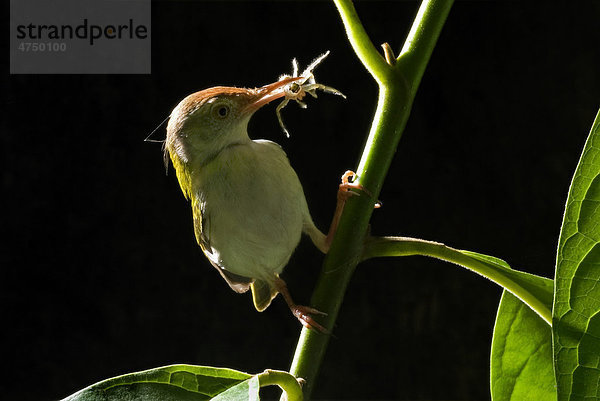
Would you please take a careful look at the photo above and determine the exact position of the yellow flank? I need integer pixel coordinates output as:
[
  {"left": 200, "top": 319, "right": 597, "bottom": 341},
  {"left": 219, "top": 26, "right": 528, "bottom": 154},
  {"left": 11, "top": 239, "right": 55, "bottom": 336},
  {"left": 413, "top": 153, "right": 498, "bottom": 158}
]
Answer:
[{"left": 170, "top": 152, "right": 193, "bottom": 200}]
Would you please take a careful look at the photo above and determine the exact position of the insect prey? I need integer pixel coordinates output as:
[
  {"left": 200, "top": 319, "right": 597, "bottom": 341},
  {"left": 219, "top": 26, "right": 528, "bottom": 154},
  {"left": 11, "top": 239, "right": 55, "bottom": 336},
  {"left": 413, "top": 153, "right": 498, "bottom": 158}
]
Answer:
[{"left": 275, "top": 50, "right": 346, "bottom": 137}]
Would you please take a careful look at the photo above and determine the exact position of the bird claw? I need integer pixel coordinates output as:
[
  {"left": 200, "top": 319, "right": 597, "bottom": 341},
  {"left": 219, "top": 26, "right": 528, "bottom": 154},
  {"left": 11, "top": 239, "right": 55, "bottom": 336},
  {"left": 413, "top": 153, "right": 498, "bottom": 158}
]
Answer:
[
  {"left": 292, "top": 305, "right": 329, "bottom": 333},
  {"left": 339, "top": 170, "right": 374, "bottom": 199},
  {"left": 324, "top": 170, "right": 381, "bottom": 251},
  {"left": 338, "top": 170, "right": 381, "bottom": 207},
  {"left": 274, "top": 277, "right": 329, "bottom": 333}
]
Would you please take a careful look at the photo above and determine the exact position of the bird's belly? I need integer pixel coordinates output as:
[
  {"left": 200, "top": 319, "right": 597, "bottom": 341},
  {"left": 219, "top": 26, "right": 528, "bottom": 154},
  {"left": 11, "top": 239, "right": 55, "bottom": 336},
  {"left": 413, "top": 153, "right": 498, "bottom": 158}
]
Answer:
[{"left": 196, "top": 143, "right": 306, "bottom": 279}]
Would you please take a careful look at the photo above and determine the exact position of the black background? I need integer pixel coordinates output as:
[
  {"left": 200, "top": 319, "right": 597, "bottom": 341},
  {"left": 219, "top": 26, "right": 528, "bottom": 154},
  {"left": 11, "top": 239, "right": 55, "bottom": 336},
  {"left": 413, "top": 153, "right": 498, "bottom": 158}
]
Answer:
[{"left": 4, "top": 1, "right": 600, "bottom": 400}]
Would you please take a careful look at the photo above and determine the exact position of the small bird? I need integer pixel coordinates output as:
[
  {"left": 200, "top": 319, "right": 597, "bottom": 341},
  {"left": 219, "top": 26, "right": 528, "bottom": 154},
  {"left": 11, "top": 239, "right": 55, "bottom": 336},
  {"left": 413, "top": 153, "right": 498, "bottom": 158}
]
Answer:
[{"left": 165, "top": 77, "right": 333, "bottom": 331}]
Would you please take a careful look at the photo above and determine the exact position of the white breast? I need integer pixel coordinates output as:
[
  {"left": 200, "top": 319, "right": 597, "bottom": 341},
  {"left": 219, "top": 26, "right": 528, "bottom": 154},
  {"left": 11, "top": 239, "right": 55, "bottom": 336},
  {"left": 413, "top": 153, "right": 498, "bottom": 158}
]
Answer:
[{"left": 193, "top": 139, "right": 310, "bottom": 280}]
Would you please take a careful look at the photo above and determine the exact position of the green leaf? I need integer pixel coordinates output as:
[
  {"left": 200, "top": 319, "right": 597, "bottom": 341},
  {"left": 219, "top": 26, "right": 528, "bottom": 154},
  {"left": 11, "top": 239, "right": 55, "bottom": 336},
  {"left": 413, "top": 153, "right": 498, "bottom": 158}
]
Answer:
[
  {"left": 362, "top": 236, "right": 554, "bottom": 324},
  {"left": 211, "top": 377, "right": 259, "bottom": 401},
  {"left": 553, "top": 109, "right": 600, "bottom": 401},
  {"left": 491, "top": 290, "right": 557, "bottom": 401},
  {"left": 61, "top": 364, "right": 255, "bottom": 401},
  {"left": 459, "top": 249, "right": 554, "bottom": 316}
]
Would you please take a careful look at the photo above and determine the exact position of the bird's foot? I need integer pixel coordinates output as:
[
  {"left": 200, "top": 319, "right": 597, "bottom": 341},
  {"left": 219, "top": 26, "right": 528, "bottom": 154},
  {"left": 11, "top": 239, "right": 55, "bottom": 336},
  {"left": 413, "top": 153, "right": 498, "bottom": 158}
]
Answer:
[
  {"left": 291, "top": 304, "right": 329, "bottom": 333},
  {"left": 274, "top": 276, "right": 329, "bottom": 333},
  {"left": 338, "top": 170, "right": 381, "bottom": 207},
  {"left": 324, "top": 171, "right": 381, "bottom": 249},
  {"left": 339, "top": 170, "right": 370, "bottom": 197}
]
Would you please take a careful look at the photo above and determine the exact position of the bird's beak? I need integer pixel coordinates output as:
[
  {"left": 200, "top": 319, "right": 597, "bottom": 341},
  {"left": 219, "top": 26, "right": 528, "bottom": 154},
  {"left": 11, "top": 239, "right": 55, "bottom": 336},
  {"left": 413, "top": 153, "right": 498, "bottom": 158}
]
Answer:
[{"left": 243, "top": 76, "right": 303, "bottom": 114}]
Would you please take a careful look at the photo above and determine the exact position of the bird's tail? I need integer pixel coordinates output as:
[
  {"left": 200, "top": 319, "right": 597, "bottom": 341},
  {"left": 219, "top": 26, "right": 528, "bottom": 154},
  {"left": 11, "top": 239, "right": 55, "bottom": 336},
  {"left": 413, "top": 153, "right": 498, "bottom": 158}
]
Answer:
[{"left": 251, "top": 279, "right": 279, "bottom": 312}]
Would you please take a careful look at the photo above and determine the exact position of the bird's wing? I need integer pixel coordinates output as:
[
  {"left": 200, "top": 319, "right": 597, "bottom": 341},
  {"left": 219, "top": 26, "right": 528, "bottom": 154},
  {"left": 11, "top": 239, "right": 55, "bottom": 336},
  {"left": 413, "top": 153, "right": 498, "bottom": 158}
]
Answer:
[
  {"left": 215, "top": 266, "right": 253, "bottom": 294},
  {"left": 192, "top": 198, "right": 252, "bottom": 294},
  {"left": 192, "top": 197, "right": 212, "bottom": 251}
]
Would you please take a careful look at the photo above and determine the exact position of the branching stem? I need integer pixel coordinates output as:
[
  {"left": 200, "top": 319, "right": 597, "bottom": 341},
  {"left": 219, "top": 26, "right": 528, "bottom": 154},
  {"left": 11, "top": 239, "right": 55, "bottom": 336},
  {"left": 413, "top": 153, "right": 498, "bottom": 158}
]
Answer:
[{"left": 288, "top": 1, "right": 454, "bottom": 398}]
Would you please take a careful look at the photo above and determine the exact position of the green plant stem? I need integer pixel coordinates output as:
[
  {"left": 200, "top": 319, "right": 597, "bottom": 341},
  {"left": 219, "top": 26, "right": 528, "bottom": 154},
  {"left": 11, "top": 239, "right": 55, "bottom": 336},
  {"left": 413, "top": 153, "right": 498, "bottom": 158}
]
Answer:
[
  {"left": 288, "top": 1, "right": 453, "bottom": 399},
  {"left": 396, "top": 0, "right": 454, "bottom": 98},
  {"left": 362, "top": 236, "right": 553, "bottom": 325},
  {"left": 257, "top": 370, "right": 303, "bottom": 401},
  {"left": 332, "top": 0, "right": 394, "bottom": 84}
]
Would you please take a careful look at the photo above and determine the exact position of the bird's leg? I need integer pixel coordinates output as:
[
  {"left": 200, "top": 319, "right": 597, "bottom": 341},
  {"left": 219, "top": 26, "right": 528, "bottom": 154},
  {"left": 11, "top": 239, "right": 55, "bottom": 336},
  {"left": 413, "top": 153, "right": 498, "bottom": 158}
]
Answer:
[
  {"left": 324, "top": 170, "right": 380, "bottom": 250},
  {"left": 274, "top": 276, "right": 328, "bottom": 333}
]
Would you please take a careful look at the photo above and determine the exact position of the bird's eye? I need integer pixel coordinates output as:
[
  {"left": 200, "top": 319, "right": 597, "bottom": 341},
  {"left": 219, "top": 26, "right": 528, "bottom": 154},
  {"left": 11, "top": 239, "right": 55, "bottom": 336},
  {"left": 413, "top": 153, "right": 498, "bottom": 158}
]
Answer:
[{"left": 213, "top": 104, "right": 230, "bottom": 119}]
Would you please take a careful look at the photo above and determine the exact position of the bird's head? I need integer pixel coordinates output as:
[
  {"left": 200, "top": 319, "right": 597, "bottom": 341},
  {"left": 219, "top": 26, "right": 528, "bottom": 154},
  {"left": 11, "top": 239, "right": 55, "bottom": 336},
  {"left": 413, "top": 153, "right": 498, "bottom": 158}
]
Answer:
[{"left": 166, "top": 77, "right": 301, "bottom": 169}]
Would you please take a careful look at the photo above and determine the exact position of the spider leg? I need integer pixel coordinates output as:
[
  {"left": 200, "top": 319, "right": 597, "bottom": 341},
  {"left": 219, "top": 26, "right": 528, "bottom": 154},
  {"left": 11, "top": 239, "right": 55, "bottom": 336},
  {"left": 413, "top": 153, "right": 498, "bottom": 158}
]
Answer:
[
  {"left": 302, "top": 50, "right": 330, "bottom": 77},
  {"left": 303, "top": 83, "right": 346, "bottom": 99},
  {"left": 294, "top": 99, "right": 307, "bottom": 109},
  {"left": 305, "top": 88, "right": 318, "bottom": 99},
  {"left": 292, "top": 58, "right": 299, "bottom": 77},
  {"left": 276, "top": 99, "right": 291, "bottom": 138}
]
